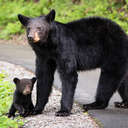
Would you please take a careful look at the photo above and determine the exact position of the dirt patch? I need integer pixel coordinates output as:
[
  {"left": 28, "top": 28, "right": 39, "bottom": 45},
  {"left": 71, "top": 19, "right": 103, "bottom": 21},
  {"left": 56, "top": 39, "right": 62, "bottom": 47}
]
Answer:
[{"left": 0, "top": 34, "right": 28, "bottom": 45}]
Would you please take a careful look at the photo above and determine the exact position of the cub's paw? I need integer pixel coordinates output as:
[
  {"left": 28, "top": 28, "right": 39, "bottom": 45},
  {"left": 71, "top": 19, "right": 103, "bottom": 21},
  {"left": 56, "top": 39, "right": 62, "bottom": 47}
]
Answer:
[
  {"left": 7, "top": 113, "right": 13, "bottom": 118},
  {"left": 55, "top": 110, "right": 70, "bottom": 117},
  {"left": 21, "top": 111, "right": 30, "bottom": 117},
  {"left": 27, "top": 110, "right": 34, "bottom": 116},
  {"left": 7, "top": 113, "right": 15, "bottom": 118}
]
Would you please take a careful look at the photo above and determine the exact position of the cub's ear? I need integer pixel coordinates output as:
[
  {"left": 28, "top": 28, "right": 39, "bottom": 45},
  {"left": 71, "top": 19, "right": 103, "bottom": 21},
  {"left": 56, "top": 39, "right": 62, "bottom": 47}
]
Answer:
[
  {"left": 13, "top": 77, "right": 20, "bottom": 84},
  {"left": 46, "top": 9, "right": 56, "bottom": 22},
  {"left": 18, "top": 14, "right": 30, "bottom": 26},
  {"left": 31, "top": 77, "right": 36, "bottom": 84}
]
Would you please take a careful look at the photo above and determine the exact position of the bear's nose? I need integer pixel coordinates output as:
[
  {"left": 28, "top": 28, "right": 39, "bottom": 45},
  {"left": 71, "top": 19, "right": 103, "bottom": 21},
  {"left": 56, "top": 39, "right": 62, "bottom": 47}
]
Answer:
[
  {"left": 28, "top": 36, "right": 33, "bottom": 42},
  {"left": 23, "top": 90, "right": 31, "bottom": 95},
  {"left": 26, "top": 90, "right": 30, "bottom": 94}
]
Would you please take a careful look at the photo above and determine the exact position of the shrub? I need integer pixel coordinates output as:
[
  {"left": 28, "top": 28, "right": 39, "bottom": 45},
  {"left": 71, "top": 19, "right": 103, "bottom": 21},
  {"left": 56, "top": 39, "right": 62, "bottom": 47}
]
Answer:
[{"left": 0, "top": 0, "right": 128, "bottom": 39}]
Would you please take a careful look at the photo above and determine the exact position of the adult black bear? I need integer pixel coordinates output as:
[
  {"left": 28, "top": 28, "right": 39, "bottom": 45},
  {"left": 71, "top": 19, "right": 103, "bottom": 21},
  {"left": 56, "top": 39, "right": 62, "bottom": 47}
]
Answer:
[
  {"left": 8, "top": 77, "right": 36, "bottom": 117},
  {"left": 18, "top": 9, "right": 128, "bottom": 116}
]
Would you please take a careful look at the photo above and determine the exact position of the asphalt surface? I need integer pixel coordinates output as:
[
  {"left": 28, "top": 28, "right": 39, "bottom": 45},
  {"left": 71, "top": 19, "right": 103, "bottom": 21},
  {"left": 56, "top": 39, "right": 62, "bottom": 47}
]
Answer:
[{"left": 0, "top": 43, "right": 128, "bottom": 128}]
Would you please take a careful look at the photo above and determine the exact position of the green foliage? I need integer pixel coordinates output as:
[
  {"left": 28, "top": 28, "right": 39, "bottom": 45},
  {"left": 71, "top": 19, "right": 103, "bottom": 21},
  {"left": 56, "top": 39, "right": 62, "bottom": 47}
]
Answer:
[
  {"left": 0, "top": 72, "right": 24, "bottom": 128},
  {"left": 0, "top": 22, "right": 23, "bottom": 39},
  {"left": 0, "top": 0, "right": 128, "bottom": 39}
]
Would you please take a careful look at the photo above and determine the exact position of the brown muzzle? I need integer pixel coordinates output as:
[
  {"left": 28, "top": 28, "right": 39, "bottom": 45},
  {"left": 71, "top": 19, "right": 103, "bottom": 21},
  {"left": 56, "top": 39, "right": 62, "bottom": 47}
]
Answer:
[
  {"left": 33, "top": 32, "right": 40, "bottom": 43},
  {"left": 23, "top": 85, "right": 31, "bottom": 95}
]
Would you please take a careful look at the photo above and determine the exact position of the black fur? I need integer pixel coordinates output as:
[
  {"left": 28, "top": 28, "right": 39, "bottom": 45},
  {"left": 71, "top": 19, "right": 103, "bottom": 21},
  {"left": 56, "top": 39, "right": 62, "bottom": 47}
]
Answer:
[
  {"left": 18, "top": 10, "right": 128, "bottom": 116},
  {"left": 114, "top": 72, "right": 128, "bottom": 108},
  {"left": 8, "top": 77, "right": 36, "bottom": 117}
]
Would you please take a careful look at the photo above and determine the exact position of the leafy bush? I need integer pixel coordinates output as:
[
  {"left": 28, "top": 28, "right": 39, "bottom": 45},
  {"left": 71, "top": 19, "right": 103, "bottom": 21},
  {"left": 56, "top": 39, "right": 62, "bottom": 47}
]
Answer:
[
  {"left": 0, "top": 72, "right": 24, "bottom": 128},
  {"left": 0, "top": 0, "right": 128, "bottom": 39}
]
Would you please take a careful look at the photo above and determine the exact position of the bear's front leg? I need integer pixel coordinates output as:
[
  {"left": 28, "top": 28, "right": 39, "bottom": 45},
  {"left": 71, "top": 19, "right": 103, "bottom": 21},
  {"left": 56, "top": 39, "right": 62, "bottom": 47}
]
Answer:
[
  {"left": 22, "top": 102, "right": 34, "bottom": 117},
  {"left": 14, "top": 104, "right": 25, "bottom": 117},
  {"left": 8, "top": 104, "right": 16, "bottom": 118},
  {"left": 32, "top": 58, "right": 56, "bottom": 115},
  {"left": 56, "top": 71, "right": 78, "bottom": 116},
  {"left": 27, "top": 101, "right": 34, "bottom": 115}
]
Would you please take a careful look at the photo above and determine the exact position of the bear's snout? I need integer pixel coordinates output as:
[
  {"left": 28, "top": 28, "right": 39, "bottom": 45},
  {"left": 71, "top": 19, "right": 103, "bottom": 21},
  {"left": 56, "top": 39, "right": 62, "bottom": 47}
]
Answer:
[
  {"left": 28, "top": 35, "right": 34, "bottom": 42},
  {"left": 34, "top": 32, "right": 40, "bottom": 43},
  {"left": 28, "top": 32, "right": 40, "bottom": 43},
  {"left": 23, "top": 85, "right": 31, "bottom": 95}
]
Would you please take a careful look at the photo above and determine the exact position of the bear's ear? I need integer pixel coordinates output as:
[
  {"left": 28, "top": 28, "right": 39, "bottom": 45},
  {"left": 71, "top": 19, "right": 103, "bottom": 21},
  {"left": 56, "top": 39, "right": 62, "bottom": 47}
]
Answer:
[
  {"left": 13, "top": 77, "right": 20, "bottom": 85},
  {"left": 31, "top": 77, "right": 36, "bottom": 84},
  {"left": 18, "top": 14, "right": 30, "bottom": 26},
  {"left": 46, "top": 9, "right": 56, "bottom": 22}
]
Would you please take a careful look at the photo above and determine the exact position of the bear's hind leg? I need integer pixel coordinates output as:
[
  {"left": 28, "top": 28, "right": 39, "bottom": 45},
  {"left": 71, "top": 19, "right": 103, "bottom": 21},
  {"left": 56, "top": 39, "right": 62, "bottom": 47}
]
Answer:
[
  {"left": 115, "top": 78, "right": 128, "bottom": 108},
  {"left": 83, "top": 69, "right": 124, "bottom": 111},
  {"left": 114, "top": 101, "right": 128, "bottom": 108}
]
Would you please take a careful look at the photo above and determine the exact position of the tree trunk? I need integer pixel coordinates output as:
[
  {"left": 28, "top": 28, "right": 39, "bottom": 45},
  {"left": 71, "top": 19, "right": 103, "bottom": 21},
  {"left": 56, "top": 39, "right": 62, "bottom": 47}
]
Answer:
[{"left": 34, "top": 0, "right": 39, "bottom": 2}]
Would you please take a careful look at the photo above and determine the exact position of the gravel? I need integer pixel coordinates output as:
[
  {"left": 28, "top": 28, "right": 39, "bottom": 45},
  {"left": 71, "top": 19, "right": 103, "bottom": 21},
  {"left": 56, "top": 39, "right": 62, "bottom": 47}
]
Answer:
[{"left": 0, "top": 61, "right": 99, "bottom": 128}]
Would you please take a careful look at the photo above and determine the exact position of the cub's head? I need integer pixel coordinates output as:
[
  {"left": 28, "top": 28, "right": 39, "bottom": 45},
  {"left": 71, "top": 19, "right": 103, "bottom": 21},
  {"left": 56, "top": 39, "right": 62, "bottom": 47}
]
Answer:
[
  {"left": 13, "top": 77, "right": 36, "bottom": 95},
  {"left": 18, "top": 10, "right": 55, "bottom": 44}
]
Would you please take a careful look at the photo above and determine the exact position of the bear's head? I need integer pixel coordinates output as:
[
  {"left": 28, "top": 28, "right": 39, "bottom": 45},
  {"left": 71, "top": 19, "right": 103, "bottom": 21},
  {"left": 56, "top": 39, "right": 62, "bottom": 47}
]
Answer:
[
  {"left": 13, "top": 77, "right": 36, "bottom": 95},
  {"left": 18, "top": 10, "right": 56, "bottom": 44}
]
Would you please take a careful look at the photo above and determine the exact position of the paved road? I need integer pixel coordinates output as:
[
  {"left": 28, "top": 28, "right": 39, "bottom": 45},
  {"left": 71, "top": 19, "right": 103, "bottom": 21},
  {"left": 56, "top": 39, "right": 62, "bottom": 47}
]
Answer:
[{"left": 0, "top": 43, "right": 128, "bottom": 128}]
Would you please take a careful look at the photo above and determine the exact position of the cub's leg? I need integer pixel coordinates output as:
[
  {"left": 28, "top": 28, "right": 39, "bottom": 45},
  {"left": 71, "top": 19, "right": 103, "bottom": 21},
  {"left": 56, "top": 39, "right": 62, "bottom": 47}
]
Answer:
[
  {"left": 14, "top": 104, "right": 25, "bottom": 116},
  {"left": 8, "top": 104, "right": 16, "bottom": 118}
]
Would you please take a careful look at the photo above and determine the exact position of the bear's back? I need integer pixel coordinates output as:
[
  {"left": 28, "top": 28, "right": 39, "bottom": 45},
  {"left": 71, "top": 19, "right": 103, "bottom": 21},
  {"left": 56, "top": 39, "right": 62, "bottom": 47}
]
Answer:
[{"left": 65, "top": 17, "right": 126, "bottom": 38}]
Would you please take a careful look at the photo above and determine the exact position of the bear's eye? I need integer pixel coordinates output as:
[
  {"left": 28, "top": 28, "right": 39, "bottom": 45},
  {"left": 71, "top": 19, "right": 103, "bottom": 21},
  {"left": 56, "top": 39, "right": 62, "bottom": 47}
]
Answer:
[
  {"left": 27, "top": 27, "right": 31, "bottom": 31},
  {"left": 37, "top": 27, "right": 41, "bottom": 31}
]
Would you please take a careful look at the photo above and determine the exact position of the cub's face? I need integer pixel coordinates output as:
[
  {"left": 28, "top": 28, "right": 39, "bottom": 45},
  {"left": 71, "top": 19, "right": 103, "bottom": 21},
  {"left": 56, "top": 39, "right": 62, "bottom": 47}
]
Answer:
[
  {"left": 18, "top": 10, "right": 56, "bottom": 44},
  {"left": 13, "top": 77, "right": 36, "bottom": 95}
]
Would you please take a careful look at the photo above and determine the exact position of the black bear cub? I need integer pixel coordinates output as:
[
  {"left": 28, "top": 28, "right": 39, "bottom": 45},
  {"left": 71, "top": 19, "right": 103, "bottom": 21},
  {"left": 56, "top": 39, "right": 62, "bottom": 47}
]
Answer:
[{"left": 8, "top": 77, "right": 36, "bottom": 117}]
